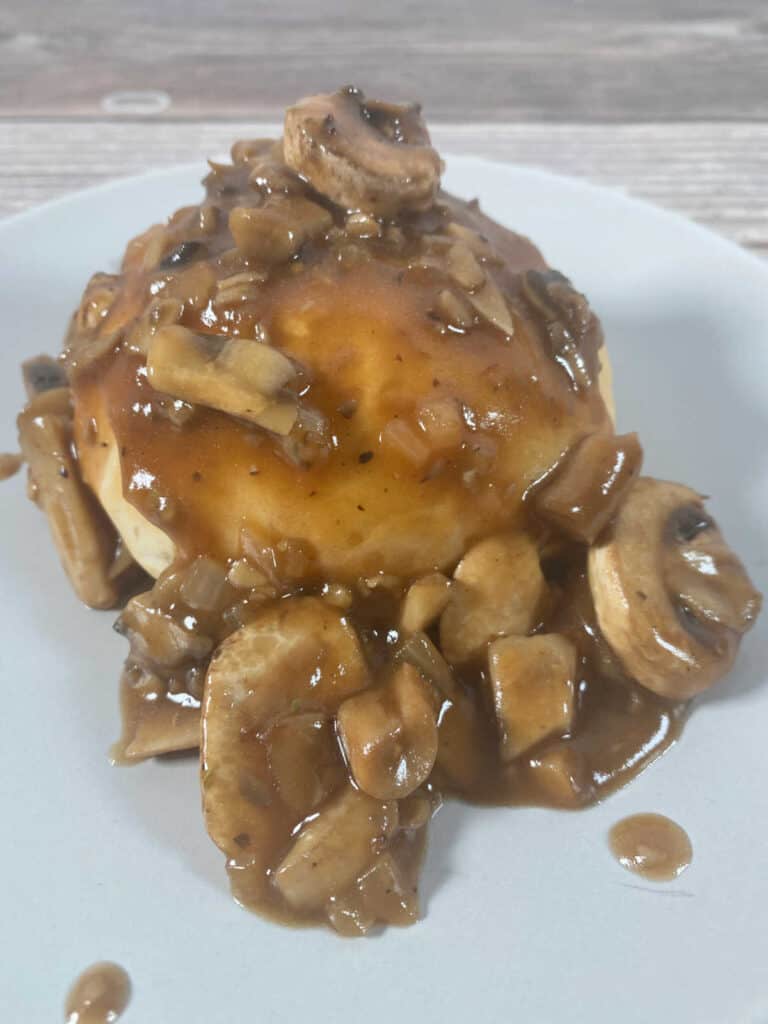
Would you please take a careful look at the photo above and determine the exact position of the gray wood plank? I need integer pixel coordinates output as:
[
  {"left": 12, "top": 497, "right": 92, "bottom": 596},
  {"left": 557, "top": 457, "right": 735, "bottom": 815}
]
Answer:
[
  {"left": 2, "top": 0, "right": 768, "bottom": 122},
  {"left": 2, "top": 120, "right": 766, "bottom": 258}
]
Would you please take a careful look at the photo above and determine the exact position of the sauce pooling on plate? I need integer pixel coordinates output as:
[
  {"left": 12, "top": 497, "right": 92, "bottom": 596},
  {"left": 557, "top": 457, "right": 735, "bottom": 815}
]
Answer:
[
  {"left": 64, "top": 962, "right": 131, "bottom": 1024},
  {"left": 608, "top": 813, "right": 692, "bottom": 881}
]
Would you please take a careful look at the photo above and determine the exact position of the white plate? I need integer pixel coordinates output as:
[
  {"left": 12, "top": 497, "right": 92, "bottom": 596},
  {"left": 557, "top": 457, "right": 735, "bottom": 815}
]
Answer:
[{"left": 1, "top": 157, "right": 766, "bottom": 1024}]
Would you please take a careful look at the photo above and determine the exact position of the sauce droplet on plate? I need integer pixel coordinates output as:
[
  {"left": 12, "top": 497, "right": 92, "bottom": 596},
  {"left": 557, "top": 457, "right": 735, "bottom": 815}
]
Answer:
[
  {"left": 608, "top": 813, "right": 692, "bottom": 881},
  {"left": 64, "top": 962, "right": 131, "bottom": 1024}
]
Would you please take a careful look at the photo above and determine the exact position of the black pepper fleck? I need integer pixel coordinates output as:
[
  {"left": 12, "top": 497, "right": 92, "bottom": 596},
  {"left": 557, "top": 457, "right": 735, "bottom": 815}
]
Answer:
[
  {"left": 358, "top": 451, "right": 374, "bottom": 464},
  {"left": 192, "top": 471, "right": 202, "bottom": 482},
  {"left": 357, "top": 504, "right": 365, "bottom": 511}
]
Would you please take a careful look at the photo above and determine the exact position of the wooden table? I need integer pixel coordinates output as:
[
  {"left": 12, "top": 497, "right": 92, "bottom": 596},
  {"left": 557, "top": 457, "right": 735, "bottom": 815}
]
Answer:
[{"left": 3, "top": 0, "right": 767, "bottom": 258}]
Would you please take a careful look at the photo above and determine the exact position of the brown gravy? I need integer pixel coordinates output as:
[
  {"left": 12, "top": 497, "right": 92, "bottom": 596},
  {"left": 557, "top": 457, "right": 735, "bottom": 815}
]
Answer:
[
  {"left": 64, "top": 962, "right": 131, "bottom": 1024},
  {"left": 608, "top": 813, "right": 692, "bottom": 881}
]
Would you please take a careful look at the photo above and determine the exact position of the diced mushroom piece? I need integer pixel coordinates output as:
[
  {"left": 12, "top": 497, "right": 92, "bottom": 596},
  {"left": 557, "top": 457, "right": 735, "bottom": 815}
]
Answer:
[
  {"left": 201, "top": 598, "right": 370, "bottom": 903},
  {"left": 283, "top": 88, "right": 442, "bottom": 217},
  {"left": 22, "top": 354, "right": 68, "bottom": 398},
  {"left": 446, "top": 242, "right": 485, "bottom": 291},
  {"left": 380, "top": 417, "right": 431, "bottom": 467},
  {"left": 110, "top": 664, "right": 201, "bottom": 764},
  {"left": 400, "top": 572, "right": 452, "bottom": 633},
  {"left": 178, "top": 556, "right": 229, "bottom": 611},
  {"left": 17, "top": 388, "right": 120, "bottom": 609},
  {"left": 273, "top": 786, "right": 398, "bottom": 911},
  {"left": 589, "top": 477, "right": 762, "bottom": 699},
  {"left": 468, "top": 277, "right": 515, "bottom": 336},
  {"left": 337, "top": 663, "right": 439, "bottom": 800},
  {"left": 516, "top": 744, "right": 593, "bottom": 809},
  {"left": 327, "top": 849, "right": 419, "bottom": 936},
  {"left": 229, "top": 196, "right": 332, "bottom": 263},
  {"left": 118, "top": 590, "right": 214, "bottom": 668},
  {"left": 488, "top": 634, "right": 577, "bottom": 760},
  {"left": 265, "top": 713, "right": 345, "bottom": 817},
  {"left": 535, "top": 432, "right": 643, "bottom": 543},
  {"left": 417, "top": 398, "right": 464, "bottom": 454},
  {"left": 439, "top": 533, "right": 548, "bottom": 664},
  {"left": 147, "top": 325, "right": 297, "bottom": 434},
  {"left": 434, "top": 288, "right": 474, "bottom": 330},
  {"left": 226, "top": 558, "right": 272, "bottom": 591}
]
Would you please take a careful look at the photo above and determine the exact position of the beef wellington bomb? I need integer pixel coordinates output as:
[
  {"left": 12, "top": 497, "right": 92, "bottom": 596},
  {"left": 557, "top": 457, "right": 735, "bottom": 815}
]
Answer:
[{"left": 16, "top": 88, "right": 760, "bottom": 934}]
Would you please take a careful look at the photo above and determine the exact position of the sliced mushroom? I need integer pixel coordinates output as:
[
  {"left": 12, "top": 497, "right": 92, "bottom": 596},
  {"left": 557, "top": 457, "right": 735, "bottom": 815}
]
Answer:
[
  {"left": 439, "top": 533, "right": 548, "bottom": 664},
  {"left": 534, "top": 432, "right": 643, "bottom": 544},
  {"left": 397, "top": 632, "right": 493, "bottom": 792},
  {"left": 273, "top": 786, "right": 398, "bottom": 912},
  {"left": 229, "top": 196, "right": 332, "bottom": 263},
  {"left": 337, "top": 663, "right": 439, "bottom": 799},
  {"left": 265, "top": 713, "right": 346, "bottom": 817},
  {"left": 519, "top": 269, "right": 602, "bottom": 390},
  {"left": 589, "top": 477, "right": 761, "bottom": 699},
  {"left": 201, "top": 598, "right": 371, "bottom": 907},
  {"left": 399, "top": 572, "right": 452, "bottom": 633},
  {"left": 283, "top": 88, "right": 442, "bottom": 217},
  {"left": 17, "top": 388, "right": 120, "bottom": 609},
  {"left": 146, "top": 325, "right": 297, "bottom": 434},
  {"left": 488, "top": 634, "right": 577, "bottom": 760}
]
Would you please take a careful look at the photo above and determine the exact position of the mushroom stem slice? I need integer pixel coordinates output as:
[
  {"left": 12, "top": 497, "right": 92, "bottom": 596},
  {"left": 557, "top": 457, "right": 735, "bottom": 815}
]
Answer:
[
  {"left": 534, "top": 431, "right": 643, "bottom": 543},
  {"left": 17, "top": 387, "right": 120, "bottom": 609},
  {"left": 588, "top": 477, "right": 761, "bottom": 700}
]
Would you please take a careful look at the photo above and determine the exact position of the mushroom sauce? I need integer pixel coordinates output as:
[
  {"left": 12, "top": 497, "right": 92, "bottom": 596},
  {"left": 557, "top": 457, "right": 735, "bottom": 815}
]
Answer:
[
  {"left": 64, "top": 962, "right": 131, "bottom": 1024},
  {"left": 12, "top": 88, "right": 761, "bottom": 935}
]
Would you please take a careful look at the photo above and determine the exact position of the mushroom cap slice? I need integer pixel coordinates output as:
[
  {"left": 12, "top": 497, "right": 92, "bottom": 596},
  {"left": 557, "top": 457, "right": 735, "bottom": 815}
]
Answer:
[
  {"left": 589, "top": 477, "right": 761, "bottom": 699},
  {"left": 201, "top": 597, "right": 370, "bottom": 903},
  {"left": 283, "top": 88, "right": 442, "bottom": 217}
]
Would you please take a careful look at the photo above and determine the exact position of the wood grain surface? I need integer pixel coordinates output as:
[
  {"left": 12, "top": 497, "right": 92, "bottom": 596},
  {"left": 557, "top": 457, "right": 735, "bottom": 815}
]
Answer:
[{"left": 2, "top": 0, "right": 767, "bottom": 257}]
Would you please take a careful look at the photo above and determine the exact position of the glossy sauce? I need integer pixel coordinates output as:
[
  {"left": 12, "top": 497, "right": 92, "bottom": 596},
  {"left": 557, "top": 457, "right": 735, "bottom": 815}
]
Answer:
[
  {"left": 64, "top": 962, "right": 131, "bottom": 1024},
  {"left": 609, "top": 813, "right": 692, "bottom": 881}
]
